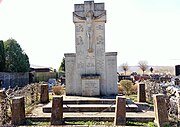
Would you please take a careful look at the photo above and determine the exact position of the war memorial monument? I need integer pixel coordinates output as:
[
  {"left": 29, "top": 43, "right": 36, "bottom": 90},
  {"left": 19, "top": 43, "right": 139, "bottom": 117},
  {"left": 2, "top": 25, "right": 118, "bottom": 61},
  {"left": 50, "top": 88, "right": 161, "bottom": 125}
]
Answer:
[{"left": 65, "top": 0, "right": 118, "bottom": 96}]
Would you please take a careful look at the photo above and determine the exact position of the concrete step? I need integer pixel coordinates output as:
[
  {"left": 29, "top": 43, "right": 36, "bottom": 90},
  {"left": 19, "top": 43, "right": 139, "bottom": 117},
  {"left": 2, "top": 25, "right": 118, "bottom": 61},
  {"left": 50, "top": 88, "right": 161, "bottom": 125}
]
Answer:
[
  {"left": 27, "top": 112, "right": 155, "bottom": 123},
  {"left": 43, "top": 103, "right": 139, "bottom": 113},
  {"left": 43, "top": 99, "right": 139, "bottom": 113},
  {"left": 63, "top": 99, "right": 116, "bottom": 104}
]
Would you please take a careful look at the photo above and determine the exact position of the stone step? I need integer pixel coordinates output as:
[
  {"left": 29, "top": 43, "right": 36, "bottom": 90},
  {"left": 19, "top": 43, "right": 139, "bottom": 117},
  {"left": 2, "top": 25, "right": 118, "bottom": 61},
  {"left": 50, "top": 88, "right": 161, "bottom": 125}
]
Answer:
[
  {"left": 43, "top": 97, "right": 140, "bottom": 113},
  {"left": 43, "top": 103, "right": 139, "bottom": 113},
  {"left": 63, "top": 99, "right": 116, "bottom": 104},
  {"left": 27, "top": 112, "right": 155, "bottom": 123}
]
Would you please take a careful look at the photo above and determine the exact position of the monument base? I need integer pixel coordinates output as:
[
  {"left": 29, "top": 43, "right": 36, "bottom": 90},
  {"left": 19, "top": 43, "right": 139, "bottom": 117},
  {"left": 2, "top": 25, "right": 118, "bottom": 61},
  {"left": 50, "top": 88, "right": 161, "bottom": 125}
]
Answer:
[{"left": 81, "top": 75, "right": 100, "bottom": 96}]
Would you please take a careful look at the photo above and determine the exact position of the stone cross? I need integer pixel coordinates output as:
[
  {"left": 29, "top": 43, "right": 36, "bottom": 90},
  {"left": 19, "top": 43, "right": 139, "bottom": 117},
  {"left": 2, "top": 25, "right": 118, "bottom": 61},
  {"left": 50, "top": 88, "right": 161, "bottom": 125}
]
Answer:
[
  {"left": 65, "top": 0, "right": 117, "bottom": 96},
  {"left": 73, "top": 1, "right": 106, "bottom": 53}
]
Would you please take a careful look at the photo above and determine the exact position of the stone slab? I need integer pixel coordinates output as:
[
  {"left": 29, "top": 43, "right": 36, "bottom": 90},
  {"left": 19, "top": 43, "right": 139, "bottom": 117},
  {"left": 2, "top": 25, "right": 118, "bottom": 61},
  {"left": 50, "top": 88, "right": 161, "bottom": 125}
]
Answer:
[{"left": 82, "top": 77, "right": 100, "bottom": 96}]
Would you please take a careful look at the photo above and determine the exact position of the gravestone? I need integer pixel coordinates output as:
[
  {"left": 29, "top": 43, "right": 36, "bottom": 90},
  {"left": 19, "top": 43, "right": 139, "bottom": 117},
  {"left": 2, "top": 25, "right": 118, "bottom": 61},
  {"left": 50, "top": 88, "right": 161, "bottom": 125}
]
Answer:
[
  {"left": 40, "top": 84, "right": 49, "bottom": 103},
  {"left": 177, "top": 91, "right": 180, "bottom": 119},
  {"left": 51, "top": 96, "right": 63, "bottom": 125},
  {"left": 153, "top": 94, "right": 169, "bottom": 127},
  {"left": 137, "top": 83, "right": 146, "bottom": 102},
  {"left": 65, "top": 0, "right": 118, "bottom": 96},
  {"left": 114, "top": 96, "right": 126, "bottom": 126},
  {"left": 11, "top": 96, "right": 25, "bottom": 125},
  {"left": 175, "top": 65, "right": 180, "bottom": 76}
]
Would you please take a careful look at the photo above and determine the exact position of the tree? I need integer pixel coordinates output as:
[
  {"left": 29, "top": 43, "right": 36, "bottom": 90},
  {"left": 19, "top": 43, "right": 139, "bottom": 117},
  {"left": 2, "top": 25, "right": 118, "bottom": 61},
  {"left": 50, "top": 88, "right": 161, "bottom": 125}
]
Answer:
[
  {"left": 138, "top": 60, "right": 148, "bottom": 75},
  {"left": 121, "top": 63, "right": 129, "bottom": 75},
  {"left": 120, "top": 80, "right": 133, "bottom": 95},
  {"left": 4, "top": 39, "right": 30, "bottom": 72},
  {"left": 58, "top": 57, "right": 65, "bottom": 72},
  {"left": 0, "top": 40, "right": 5, "bottom": 71},
  {"left": 150, "top": 67, "right": 153, "bottom": 73}
]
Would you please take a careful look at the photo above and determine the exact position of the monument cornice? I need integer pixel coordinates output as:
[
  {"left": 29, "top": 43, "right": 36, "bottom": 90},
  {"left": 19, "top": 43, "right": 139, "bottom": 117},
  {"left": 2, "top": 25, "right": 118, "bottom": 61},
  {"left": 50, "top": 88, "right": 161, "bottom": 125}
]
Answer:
[
  {"left": 105, "top": 52, "right": 118, "bottom": 56},
  {"left": 64, "top": 53, "right": 76, "bottom": 57}
]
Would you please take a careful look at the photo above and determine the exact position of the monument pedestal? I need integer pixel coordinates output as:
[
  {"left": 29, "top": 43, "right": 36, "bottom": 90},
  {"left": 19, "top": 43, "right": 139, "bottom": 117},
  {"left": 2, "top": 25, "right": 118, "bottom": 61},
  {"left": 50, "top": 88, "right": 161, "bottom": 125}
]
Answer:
[{"left": 81, "top": 75, "right": 100, "bottom": 96}]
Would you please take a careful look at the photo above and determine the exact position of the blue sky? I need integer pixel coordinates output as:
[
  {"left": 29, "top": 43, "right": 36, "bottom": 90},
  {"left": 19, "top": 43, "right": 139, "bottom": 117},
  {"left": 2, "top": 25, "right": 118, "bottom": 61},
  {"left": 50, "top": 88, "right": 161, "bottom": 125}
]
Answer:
[{"left": 0, "top": 0, "right": 180, "bottom": 69}]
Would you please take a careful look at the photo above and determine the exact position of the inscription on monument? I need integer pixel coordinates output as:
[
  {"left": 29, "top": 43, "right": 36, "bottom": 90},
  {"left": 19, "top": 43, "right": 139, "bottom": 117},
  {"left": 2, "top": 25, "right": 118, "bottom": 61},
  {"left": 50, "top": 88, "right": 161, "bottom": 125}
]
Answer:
[
  {"left": 76, "top": 50, "right": 84, "bottom": 56},
  {"left": 76, "top": 36, "right": 84, "bottom": 45},
  {"left": 76, "top": 24, "right": 84, "bottom": 32},
  {"left": 107, "top": 58, "right": 116, "bottom": 66},
  {"left": 77, "top": 62, "right": 85, "bottom": 69},
  {"left": 96, "top": 48, "right": 104, "bottom": 56},
  {"left": 96, "top": 35, "right": 104, "bottom": 44},
  {"left": 96, "top": 25, "right": 104, "bottom": 30},
  {"left": 96, "top": 60, "right": 104, "bottom": 70},
  {"left": 82, "top": 78, "right": 100, "bottom": 96},
  {"left": 87, "top": 62, "right": 95, "bottom": 68}
]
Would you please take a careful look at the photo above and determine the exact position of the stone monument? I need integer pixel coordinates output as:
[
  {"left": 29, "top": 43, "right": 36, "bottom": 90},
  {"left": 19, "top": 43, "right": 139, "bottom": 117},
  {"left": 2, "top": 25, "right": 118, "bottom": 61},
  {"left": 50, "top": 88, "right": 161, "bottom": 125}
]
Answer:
[{"left": 64, "top": 0, "right": 118, "bottom": 96}]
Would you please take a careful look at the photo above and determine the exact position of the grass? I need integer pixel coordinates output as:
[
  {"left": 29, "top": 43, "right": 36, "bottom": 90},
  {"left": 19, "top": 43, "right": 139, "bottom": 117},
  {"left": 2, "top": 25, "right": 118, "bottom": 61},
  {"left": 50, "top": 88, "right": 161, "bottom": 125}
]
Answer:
[
  {"left": 25, "top": 119, "right": 50, "bottom": 126},
  {"left": 125, "top": 94, "right": 137, "bottom": 102},
  {"left": 25, "top": 120, "right": 163, "bottom": 126},
  {"left": 65, "top": 121, "right": 113, "bottom": 126},
  {"left": 126, "top": 121, "right": 147, "bottom": 126}
]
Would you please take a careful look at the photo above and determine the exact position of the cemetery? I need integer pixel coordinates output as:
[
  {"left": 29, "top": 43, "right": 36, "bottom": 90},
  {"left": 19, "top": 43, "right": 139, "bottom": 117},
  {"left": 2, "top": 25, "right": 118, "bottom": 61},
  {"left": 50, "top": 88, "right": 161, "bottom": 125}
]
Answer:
[{"left": 1, "top": 0, "right": 180, "bottom": 127}]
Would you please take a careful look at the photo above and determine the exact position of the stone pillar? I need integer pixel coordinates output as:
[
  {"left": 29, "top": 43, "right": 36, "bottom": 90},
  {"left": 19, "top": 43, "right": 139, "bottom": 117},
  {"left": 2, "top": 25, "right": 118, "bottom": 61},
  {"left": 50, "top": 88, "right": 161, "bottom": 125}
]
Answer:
[
  {"left": 11, "top": 96, "right": 25, "bottom": 125},
  {"left": 137, "top": 83, "right": 146, "bottom": 102},
  {"left": 114, "top": 96, "right": 126, "bottom": 126},
  {"left": 177, "top": 91, "right": 180, "bottom": 119},
  {"left": 51, "top": 96, "right": 63, "bottom": 125},
  {"left": 40, "top": 84, "right": 49, "bottom": 103},
  {"left": 153, "top": 94, "right": 169, "bottom": 127}
]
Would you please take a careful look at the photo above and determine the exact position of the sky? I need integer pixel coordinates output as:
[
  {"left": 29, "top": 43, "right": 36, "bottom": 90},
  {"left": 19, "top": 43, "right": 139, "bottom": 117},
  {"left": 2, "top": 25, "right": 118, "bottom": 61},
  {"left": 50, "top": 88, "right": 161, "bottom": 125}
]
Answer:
[{"left": 0, "top": 0, "right": 180, "bottom": 70}]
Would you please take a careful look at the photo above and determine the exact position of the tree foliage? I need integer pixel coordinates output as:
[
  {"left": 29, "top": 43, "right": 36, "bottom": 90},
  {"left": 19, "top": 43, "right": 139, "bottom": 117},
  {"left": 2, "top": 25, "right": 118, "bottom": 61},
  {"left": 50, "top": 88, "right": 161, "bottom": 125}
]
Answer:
[
  {"left": 0, "top": 40, "right": 5, "bottom": 71},
  {"left": 121, "top": 63, "right": 129, "bottom": 75},
  {"left": 150, "top": 67, "right": 153, "bottom": 73},
  {"left": 58, "top": 57, "right": 65, "bottom": 72},
  {"left": 4, "top": 39, "right": 30, "bottom": 72},
  {"left": 119, "top": 80, "right": 133, "bottom": 95},
  {"left": 138, "top": 60, "right": 148, "bottom": 74}
]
